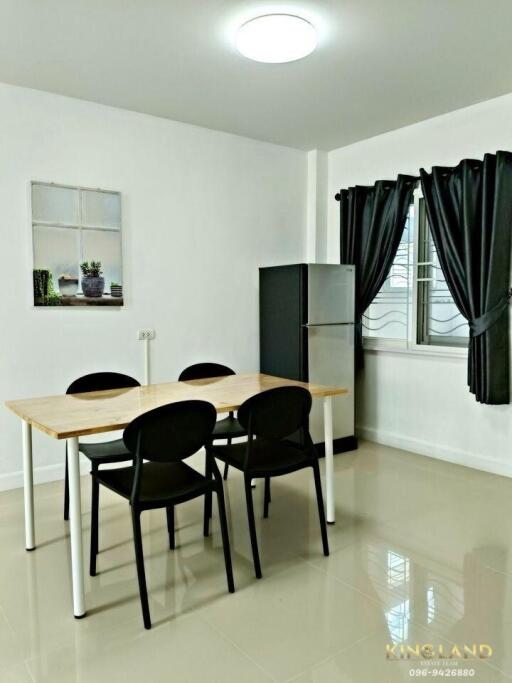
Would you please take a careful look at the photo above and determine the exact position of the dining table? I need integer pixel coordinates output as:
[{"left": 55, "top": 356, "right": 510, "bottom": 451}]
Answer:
[{"left": 5, "top": 372, "right": 348, "bottom": 618}]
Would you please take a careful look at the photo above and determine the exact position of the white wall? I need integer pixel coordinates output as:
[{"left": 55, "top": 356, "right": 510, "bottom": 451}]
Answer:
[
  {"left": 326, "top": 93, "right": 512, "bottom": 477},
  {"left": 306, "top": 150, "right": 328, "bottom": 262},
  {"left": 0, "top": 82, "right": 307, "bottom": 490}
]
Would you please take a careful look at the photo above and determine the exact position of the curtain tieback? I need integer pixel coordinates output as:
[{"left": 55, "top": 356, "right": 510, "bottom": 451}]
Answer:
[{"left": 469, "top": 289, "right": 512, "bottom": 337}]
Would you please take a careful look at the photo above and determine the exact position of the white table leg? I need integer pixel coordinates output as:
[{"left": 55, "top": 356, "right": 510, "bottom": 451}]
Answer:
[
  {"left": 67, "top": 437, "right": 86, "bottom": 618},
  {"left": 323, "top": 396, "right": 335, "bottom": 524},
  {"left": 22, "top": 421, "right": 35, "bottom": 550}
]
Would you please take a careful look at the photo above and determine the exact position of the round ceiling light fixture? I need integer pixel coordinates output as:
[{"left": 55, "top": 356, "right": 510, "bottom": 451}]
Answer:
[{"left": 236, "top": 14, "right": 317, "bottom": 63}]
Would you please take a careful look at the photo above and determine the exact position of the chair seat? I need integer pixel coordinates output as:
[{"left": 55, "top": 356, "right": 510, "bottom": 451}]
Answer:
[
  {"left": 96, "top": 461, "right": 211, "bottom": 504},
  {"left": 211, "top": 438, "right": 310, "bottom": 476},
  {"left": 213, "top": 415, "right": 246, "bottom": 440},
  {"left": 79, "top": 438, "right": 132, "bottom": 464}
]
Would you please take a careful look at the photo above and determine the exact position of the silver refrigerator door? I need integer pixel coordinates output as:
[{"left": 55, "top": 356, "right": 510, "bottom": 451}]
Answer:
[
  {"left": 307, "top": 264, "right": 355, "bottom": 325},
  {"left": 307, "top": 323, "right": 355, "bottom": 443}
]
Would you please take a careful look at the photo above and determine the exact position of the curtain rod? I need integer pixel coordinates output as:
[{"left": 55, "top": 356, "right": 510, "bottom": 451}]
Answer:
[{"left": 334, "top": 176, "right": 419, "bottom": 201}]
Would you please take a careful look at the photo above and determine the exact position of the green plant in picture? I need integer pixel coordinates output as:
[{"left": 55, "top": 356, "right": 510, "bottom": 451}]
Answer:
[
  {"left": 33, "top": 269, "right": 50, "bottom": 301},
  {"left": 110, "top": 281, "right": 123, "bottom": 298},
  {"left": 46, "top": 273, "right": 62, "bottom": 306},
  {"left": 46, "top": 292, "right": 62, "bottom": 306},
  {"left": 80, "top": 260, "right": 105, "bottom": 297},
  {"left": 33, "top": 269, "right": 62, "bottom": 306},
  {"left": 80, "top": 261, "right": 103, "bottom": 278}
]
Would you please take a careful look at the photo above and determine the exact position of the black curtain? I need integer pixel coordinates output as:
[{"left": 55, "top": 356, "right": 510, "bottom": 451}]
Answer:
[
  {"left": 336, "top": 174, "right": 417, "bottom": 367},
  {"left": 420, "top": 151, "right": 512, "bottom": 405}
]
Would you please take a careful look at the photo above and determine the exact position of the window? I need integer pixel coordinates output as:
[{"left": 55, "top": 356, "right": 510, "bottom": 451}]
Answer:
[
  {"left": 362, "top": 204, "right": 414, "bottom": 342},
  {"left": 415, "top": 199, "right": 468, "bottom": 347},
  {"left": 427, "top": 585, "right": 436, "bottom": 624},
  {"left": 387, "top": 550, "right": 410, "bottom": 588},
  {"left": 363, "top": 190, "right": 468, "bottom": 353},
  {"left": 386, "top": 599, "right": 410, "bottom": 645},
  {"left": 31, "top": 182, "right": 123, "bottom": 306}
]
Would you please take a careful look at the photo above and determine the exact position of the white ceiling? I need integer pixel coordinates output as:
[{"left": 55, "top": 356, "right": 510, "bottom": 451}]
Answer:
[{"left": 1, "top": 0, "right": 511, "bottom": 150}]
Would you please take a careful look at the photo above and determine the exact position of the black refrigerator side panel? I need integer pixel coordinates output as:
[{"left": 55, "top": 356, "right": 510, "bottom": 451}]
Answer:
[
  {"left": 301, "top": 265, "right": 308, "bottom": 381},
  {"left": 259, "top": 265, "right": 307, "bottom": 381}
]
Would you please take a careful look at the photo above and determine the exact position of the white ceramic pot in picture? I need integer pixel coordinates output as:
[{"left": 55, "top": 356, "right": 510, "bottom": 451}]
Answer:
[
  {"left": 110, "top": 284, "right": 123, "bottom": 298},
  {"left": 58, "top": 276, "right": 79, "bottom": 297}
]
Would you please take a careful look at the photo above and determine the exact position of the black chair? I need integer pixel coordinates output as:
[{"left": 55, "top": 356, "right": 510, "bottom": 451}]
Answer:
[
  {"left": 91, "top": 400, "right": 235, "bottom": 629},
  {"left": 178, "top": 363, "right": 246, "bottom": 480},
  {"left": 64, "top": 373, "right": 140, "bottom": 541},
  {"left": 209, "top": 386, "right": 329, "bottom": 579}
]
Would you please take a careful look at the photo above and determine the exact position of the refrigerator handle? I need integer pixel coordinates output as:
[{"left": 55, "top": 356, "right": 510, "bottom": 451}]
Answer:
[{"left": 302, "top": 322, "right": 354, "bottom": 328}]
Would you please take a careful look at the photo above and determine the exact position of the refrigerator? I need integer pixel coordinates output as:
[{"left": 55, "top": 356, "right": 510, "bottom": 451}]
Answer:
[{"left": 259, "top": 264, "right": 356, "bottom": 453}]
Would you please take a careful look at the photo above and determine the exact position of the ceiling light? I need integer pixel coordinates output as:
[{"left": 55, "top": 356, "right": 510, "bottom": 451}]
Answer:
[{"left": 236, "top": 14, "right": 317, "bottom": 63}]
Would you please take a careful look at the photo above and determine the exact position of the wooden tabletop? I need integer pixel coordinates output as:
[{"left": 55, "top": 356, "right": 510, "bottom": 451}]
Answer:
[{"left": 5, "top": 373, "right": 348, "bottom": 440}]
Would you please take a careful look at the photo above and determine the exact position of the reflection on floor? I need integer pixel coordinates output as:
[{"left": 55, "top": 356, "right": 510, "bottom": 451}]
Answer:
[{"left": 0, "top": 440, "right": 511, "bottom": 682}]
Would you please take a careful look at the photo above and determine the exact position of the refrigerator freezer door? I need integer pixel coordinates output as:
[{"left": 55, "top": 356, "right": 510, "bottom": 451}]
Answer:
[
  {"left": 307, "top": 323, "right": 354, "bottom": 443},
  {"left": 307, "top": 264, "right": 355, "bottom": 324}
]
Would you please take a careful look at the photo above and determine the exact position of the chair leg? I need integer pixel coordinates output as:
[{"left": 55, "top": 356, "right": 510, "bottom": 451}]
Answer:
[
  {"left": 131, "top": 508, "right": 151, "bottom": 629},
  {"left": 204, "top": 452, "right": 212, "bottom": 537},
  {"left": 263, "top": 477, "right": 271, "bottom": 519},
  {"left": 212, "top": 466, "right": 235, "bottom": 593},
  {"left": 223, "top": 438, "right": 231, "bottom": 480},
  {"left": 166, "top": 506, "right": 175, "bottom": 550},
  {"left": 244, "top": 474, "right": 262, "bottom": 579},
  {"left": 312, "top": 461, "right": 330, "bottom": 557},
  {"left": 89, "top": 466, "right": 99, "bottom": 576},
  {"left": 63, "top": 446, "right": 69, "bottom": 521}
]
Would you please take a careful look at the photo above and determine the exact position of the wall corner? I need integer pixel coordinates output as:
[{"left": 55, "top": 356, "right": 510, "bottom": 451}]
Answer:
[{"left": 306, "top": 150, "right": 328, "bottom": 263}]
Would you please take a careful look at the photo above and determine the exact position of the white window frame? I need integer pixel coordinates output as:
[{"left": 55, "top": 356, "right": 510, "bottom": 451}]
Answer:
[
  {"left": 363, "top": 187, "right": 468, "bottom": 359},
  {"left": 30, "top": 181, "right": 122, "bottom": 295}
]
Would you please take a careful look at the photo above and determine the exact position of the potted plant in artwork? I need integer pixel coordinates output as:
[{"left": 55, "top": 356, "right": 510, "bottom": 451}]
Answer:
[
  {"left": 33, "top": 268, "right": 50, "bottom": 305},
  {"left": 58, "top": 274, "right": 79, "bottom": 297},
  {"left": 110, "top": 282, "right": 123, "bottom": 298},
  {"left": 33, "top": 269, "right": 62, "bottom": 306},
  {"left": 80, "top": 261, "right": 104, "bottom": 297}
]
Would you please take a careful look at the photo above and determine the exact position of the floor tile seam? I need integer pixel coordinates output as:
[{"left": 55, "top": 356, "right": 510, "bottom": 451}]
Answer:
[
  {"left": 282, "top": 630, "right": 383, "bottom": 683},
  {"left": 196, "top": 612, "right": 280, "bottom": 683}
]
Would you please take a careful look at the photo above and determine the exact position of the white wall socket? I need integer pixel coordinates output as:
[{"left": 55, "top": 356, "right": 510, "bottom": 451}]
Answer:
[{"left": 137, "top": 328, "right": 155, "bottom": 341}]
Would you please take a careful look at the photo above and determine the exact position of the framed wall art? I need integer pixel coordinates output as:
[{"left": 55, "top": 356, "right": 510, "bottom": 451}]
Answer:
[{"left": 31, "top": 181, "right": 123, "bottom": 307}]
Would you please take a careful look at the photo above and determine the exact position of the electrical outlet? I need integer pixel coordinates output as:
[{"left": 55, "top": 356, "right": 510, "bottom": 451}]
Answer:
[{"left": 137, "top": 328, "right": 155, "bottom": 341}]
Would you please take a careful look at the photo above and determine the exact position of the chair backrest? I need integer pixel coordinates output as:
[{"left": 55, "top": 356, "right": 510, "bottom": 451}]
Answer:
[
  {"left": 67, "top": 372, "right": 140, "bottom": 395},
  {"left": 237, "top": 386, "right": 312, "bottom": 441},
  {"left": 178, "top": 362, "right": 236, "bottom": 382},
  {"left": 123, "top": 400, "right": 217, "bottom": 463}
]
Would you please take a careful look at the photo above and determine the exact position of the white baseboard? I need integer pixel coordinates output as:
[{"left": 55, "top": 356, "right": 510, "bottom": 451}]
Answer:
[
  {"left": 0, "top": 458, "right": 90, "bottom": 493},
  {"left": 357, "top": 425, "right": 512, "bottom": 479},
  {"left": 2, "top": 429, "right": 509, "bottom": 491}
]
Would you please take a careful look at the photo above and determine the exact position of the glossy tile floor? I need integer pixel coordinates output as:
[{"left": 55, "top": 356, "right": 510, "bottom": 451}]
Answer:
[{"left": 1, "top": 440, "right": 512, "bottom": 682}]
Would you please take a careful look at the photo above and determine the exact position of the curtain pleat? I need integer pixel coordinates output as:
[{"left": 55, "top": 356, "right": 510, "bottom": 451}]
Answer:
[
  {"left": 337, "top": 174, "right": 417, "bottom": 368},
  {"left": 420, "top": 151, "right": 512, "bottom": 404}
]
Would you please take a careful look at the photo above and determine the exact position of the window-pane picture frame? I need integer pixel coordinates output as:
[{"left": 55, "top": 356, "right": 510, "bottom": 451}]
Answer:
[{"left": 31, "top": 182, "right": 123, "bottom": 307}]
